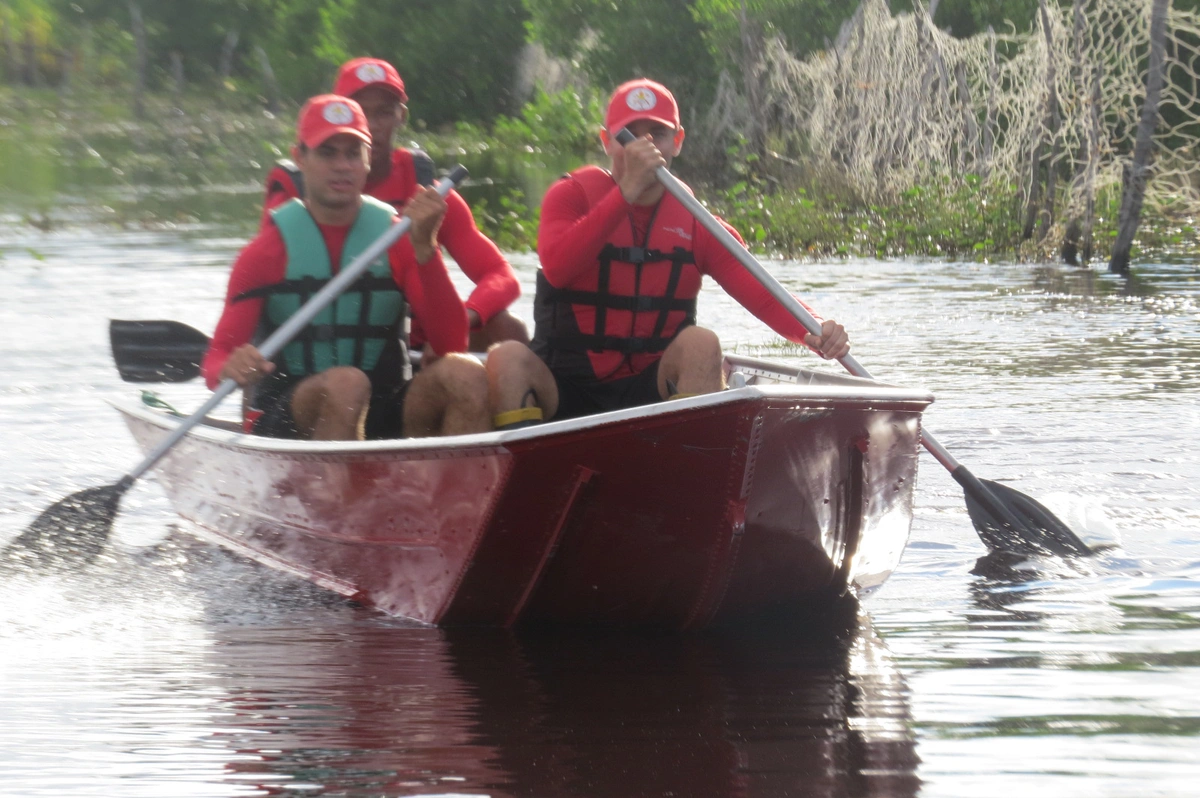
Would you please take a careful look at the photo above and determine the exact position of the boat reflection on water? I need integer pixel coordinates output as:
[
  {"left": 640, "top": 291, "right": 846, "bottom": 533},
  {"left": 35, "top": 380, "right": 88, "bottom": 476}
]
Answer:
[{"left": 206, "top": 594, "right": 920, "bottom": 797}]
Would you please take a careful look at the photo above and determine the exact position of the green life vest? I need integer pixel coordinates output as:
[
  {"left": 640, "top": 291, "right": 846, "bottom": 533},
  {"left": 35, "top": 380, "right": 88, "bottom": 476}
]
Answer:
[{"left": 237, "top": 196, "right": 409, "bottom": 377}]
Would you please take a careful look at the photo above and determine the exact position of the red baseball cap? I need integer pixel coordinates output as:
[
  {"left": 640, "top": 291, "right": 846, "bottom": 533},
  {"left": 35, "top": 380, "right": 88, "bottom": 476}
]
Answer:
[
  {"left": 334, "top": 57, "right": 408, "bottom": 103},
  {"left": 605, "top": 78, "right": 681, "bottom": 135},
  {"left": 296, "top": 95, "right": 371, "bottom": 149}
]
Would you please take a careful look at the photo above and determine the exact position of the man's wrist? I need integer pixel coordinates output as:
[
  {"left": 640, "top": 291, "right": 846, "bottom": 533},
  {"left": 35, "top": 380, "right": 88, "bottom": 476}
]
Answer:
[{"left": 413, "top": 242, "right": 436, "bottom": 264}]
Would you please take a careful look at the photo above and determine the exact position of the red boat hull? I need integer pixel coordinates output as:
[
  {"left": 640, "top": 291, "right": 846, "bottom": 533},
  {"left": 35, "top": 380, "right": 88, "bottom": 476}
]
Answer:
[{"left": 118, "top": 361, "right": 930, "bottom": 628}]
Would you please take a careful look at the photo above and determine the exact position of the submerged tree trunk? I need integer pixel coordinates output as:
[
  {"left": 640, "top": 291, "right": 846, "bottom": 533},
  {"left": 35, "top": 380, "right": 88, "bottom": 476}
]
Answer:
[
  {"left": 128, "top": 1, "right": 146, "bottom": 118},
  {"left": 1023, "top": 0, "right": 1060, "bottom": 241},
  {"left": 170, "top": 51, "right": 184, "bottom": 109},
  {"left": 1062, "top": 0, "right": 1092, "bottom": 266},
  {"left": 1022, "top": 142, "right": 1044, "bottom": 240},
  {"left": 1081, "top": 68, "right": 1103, "bottom": 264},
  {"left": 2, "top": 19, "right": 19, "bottom": 85},
  {"left": 1037, "top": 0, "right": 1062, "bottom": 241},
  {"left": 58, "top": 46, "right": 74, "bottom": 95},
  {"left": 738, "top": 1, "right": 767, "bottom": 158},
  {"left": 218, "top": 30, "right": 239, "bottom": 82},
  {"left": 982, "top": 26, "right": 997, "bottom": 177},
  {"left": 78, "top": 23, "right": 94, "bottom": 93},
  {"left": 255, "top": 46, "right": 280, "bottom": 113},
  {"left": 955, "top": 61, "right": 979, "bottom": 172},
  {"left": 24, "top": 26, "right": 41, "bottom": 87},
  {"left": 1110, "top": 0, "right": 1170, "bottom": 274}
]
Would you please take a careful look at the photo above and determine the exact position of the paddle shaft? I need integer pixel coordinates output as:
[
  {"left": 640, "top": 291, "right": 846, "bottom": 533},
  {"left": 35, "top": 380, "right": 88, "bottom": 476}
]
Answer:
[
  {"left": 612, "top": 129, "right": 965, "bottom": 474},
  {"left": 680, "top": 179, "right": 961, "bottom": 470},
  {"left": 127, "top": 167, "right": 468, "bottom": 481}
]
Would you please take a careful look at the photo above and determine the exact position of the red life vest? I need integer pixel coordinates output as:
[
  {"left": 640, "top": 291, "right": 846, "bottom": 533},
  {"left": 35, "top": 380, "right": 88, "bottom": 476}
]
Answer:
[{"left": 532, "top": 165, "right": 699, "bottom": 382}]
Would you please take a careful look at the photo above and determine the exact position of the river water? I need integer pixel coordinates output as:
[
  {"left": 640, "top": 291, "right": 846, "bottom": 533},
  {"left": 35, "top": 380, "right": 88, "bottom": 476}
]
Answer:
[{"left": 1, "top": 184, "right": 1198, "bottom": 797}]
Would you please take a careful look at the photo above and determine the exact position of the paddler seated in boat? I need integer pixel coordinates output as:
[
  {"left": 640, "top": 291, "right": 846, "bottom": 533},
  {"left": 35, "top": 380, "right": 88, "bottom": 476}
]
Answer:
[
  {"left": 261, "top": 57, "right": 528, "bottom": 354},
  {"left": 201, "top": 94, "right": 491, "bottom": 440},
  {"left": 484, "top": 78, "right": 851, "bottom": 427}
]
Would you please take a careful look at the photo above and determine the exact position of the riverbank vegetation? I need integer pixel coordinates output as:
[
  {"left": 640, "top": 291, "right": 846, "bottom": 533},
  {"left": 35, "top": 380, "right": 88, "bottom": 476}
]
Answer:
[{"left": 3, "top": 0, "right": 1199, "bottom": 265}]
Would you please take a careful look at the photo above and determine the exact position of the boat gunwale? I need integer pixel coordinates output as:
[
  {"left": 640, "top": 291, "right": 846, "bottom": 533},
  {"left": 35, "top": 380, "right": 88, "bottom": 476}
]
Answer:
[{"left": 113, "top": 363, "right": 933, "bottom": 457}]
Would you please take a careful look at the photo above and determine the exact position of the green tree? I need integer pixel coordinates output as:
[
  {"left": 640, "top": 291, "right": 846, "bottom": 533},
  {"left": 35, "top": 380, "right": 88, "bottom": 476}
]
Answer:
[
  {"left": 2, "top": 0, "right": 62, "bottom": 84},
  {"left": 258, "top": 0, "right": 333, "bottom": 101},
  {"left": 524, "top": 0, "right": 718, "bottom": 122},
  {"left": 690, "top": 0, "right": 848, "bottom": 65},
  {"left": 921, "top": 0, "right": 1039, "bottom": 36},
  {"left": 270, "top": 0, "right": 530, "bottom": 128},
  {"left": 59, "top": 0, "right": 274, "bottom": 87}
]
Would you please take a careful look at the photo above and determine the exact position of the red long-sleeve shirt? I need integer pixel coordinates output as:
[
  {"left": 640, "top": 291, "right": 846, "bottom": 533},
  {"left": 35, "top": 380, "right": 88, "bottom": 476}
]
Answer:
[
  {"left": 537, "top": 176, "right": 820, "bottom": 345},
  {"left": 262, "top": 149, "right": 518, "bottom": 339},
  {"left": 202, "top": 212, "right": 467, "bottom": 390}
]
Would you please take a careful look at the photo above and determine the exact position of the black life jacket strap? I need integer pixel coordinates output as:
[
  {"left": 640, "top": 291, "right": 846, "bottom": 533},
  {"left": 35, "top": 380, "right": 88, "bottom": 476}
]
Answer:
[
  {"left": 355, "top": 275, "right": 372, "bottom": 365},
  {"left": 539, "top": 286, "right": 695, "bottom": 313},
  {"left": 296, "top": 322, "right": 398, "bottom": 342},
  {"left": 545, "top": 333, "right": 676, "bottom": 355},
  {"left": 594, "top": 257, "right": 611, "bottom": 345},
  {"left": 232, "top": 274, "right": 397, "bottom": 304},
  {"left": 651, "top": 247, "right": 694, "bottom": 341},
  {"left": 597, "top": 244, "right": 695, "bottom": 267},
  {"left": 299, "top": 275, "right": 318, "bottom": 374}
]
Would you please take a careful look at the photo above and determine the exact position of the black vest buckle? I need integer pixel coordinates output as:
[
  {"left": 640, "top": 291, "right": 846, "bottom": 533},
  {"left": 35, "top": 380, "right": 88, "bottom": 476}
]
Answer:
[
  {"left": 632, "top": 295, "right": 657, "bottom": 312},
  {"left": 623, "top": 337, "right": 652, "bottom": 353}
]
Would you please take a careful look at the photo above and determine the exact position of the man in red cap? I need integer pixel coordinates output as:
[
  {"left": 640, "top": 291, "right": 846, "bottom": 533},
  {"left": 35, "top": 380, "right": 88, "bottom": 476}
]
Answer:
[
  {"left": 485, "top": 78, "right": 850, "bottom": 427},
  {"left": 204, "top": 94, "right": 491, "bottom": 441},
  {"left": 261, "top": 57, "right": 527, "bottom": 354}
]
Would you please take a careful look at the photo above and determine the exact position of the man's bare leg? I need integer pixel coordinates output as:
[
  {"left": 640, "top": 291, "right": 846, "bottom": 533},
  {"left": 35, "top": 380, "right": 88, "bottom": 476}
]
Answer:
[
  {"left": 468, "top": 310, "right": 530, "bottom": 352},
  {"left": 486, "top": 341, "right": 559, "bottom": 422},
  {"left": 289, "top": 366, "right": 373, "bottom": 440},
  {"left": 422, "top": 310, "right": 529, "bottom": 367},
  {"left": 656, "top": 326, "right": 725, "bottom": 398},
  {"left": 403, "top": 353, "right": 491, "bottom": 437}
]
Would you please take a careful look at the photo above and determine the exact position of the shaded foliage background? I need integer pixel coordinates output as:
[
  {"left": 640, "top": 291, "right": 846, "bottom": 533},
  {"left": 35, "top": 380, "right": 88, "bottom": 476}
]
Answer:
[
  {"left": 2, "top": 0, "right": 1070, "bottom": 125},
  {"left": 3, "top": 0, "right": 1197, "bottom": 262}
]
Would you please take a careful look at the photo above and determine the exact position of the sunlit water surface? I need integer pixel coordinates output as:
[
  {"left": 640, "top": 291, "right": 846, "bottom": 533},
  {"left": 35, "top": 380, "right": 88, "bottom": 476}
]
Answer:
[{"left": 1, "top": 207, "right": 1198, "bottom": 797}]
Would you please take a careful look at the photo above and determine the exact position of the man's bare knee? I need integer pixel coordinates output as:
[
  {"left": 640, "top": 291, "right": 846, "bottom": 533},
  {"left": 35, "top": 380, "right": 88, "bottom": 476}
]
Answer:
[
  {"left": 321, "top": 366, "right": 372, "bottom": 403},
  {"left": 406, "top": 354, "right": 490, "bottom": 436},
  {"left": 487, "top": 340, "right": 538, "bottom": 373},
  {"left": 486, "top": 341, "right": 557, "bottom": 417},
  {"left": 674, "top": 326, "right": 722, "bottom": 359},
  {"left": 660, "top": 326, "right": 724, "bottom": 397},
  {"left": 291, "top": 366, "right": 372, "bottom": 440},
  {"left": 430, "top": 353, "right": 488, "bottom": 395},
  {"left": 486, "top": 311, "right": 530, "bottom": 345},
  {"left": 471, "top": 311, "right": 530, "bottom": 350}
]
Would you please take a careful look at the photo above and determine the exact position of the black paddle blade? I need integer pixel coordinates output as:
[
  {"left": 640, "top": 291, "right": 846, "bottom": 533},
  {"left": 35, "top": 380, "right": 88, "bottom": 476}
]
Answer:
[
  {"left": 6, "top": 477, "right": 133, "bottom": 568},
  {"left": 110, "top": 319, "right": 209, "bottom": 383},
  {"left": 962, "top": 476, "right": 1092, "bottom": 558}
]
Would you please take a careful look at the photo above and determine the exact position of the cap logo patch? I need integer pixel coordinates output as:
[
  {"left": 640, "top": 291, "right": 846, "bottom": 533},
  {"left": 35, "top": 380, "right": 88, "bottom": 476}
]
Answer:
[
  {"left": 626, "top": 87, "right": 658, "bottom": 112},
  {"left": 322, "top": 102, "right": 355, "bottom": 125},
  {"left": 356, "top": 63, "right": 387, "bottom": 83}
]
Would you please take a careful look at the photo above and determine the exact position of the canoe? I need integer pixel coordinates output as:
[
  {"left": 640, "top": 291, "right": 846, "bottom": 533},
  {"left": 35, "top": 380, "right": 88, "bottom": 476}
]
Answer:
[{"left": 115, "top": 354, "right": 932, "bottom": 628}]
